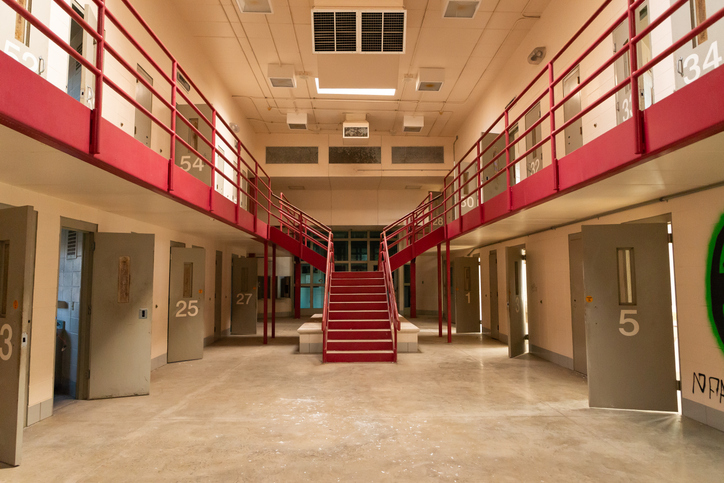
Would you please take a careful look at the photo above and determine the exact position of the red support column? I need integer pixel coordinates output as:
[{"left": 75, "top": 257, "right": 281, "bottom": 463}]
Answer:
[
  {"left": 627, "top": 0, "right": 644, "bottom": 154},
  {"left": 272, "top": 244, "right": 276, "bottom": 338},
  {"left": 437, "top": 244, "right": 442, "bottom": 337},
  {"left": 294, "top": 256, "right": 301, "bottom": 319},
  {"left": 410, "top": 257, "right": 417, "bottom": 318},
  {"left": 446, "top": 239, "right": 452, "bottom": 343},
  {"left": 263, "top": 241, "right": 268, "bottom": 345},
  {"left": 90, "top": 0, "right": 106, "bottom": 154}
]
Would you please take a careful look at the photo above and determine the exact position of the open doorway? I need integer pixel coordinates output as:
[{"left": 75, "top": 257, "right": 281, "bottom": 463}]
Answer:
[
  {"left": 54, "top": 222, "right": 95, "bottom": 406},
  {"left": 507, "top": 244, "right": 529, "bottom": 357},
  {"left": 65, "top": 2, "right": 96, "bottom": 108}
]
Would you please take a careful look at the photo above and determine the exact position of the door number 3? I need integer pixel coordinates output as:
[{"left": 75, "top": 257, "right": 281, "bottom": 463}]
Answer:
[
  {"left": 0, "top": 323, "right": 12, "bottom": 361},
  {"left": 619, "top": 309, "right": 639, "bottom": 337}
]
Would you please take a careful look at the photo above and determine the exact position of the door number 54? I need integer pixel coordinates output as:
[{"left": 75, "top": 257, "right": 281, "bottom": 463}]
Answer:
[{"left": 619, "top": 309, "right": 639, "bottom": 337}]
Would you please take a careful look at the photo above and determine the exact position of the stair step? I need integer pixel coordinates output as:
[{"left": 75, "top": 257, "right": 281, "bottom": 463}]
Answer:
[
  {"left": 327, "top": 329, "right": 391, "bottom": 340},
  {"left": 330, "top": 294, "right": 387, "bottom": 302},
  {"left": 333, "top": 272, "right": 383, "bottom": 279},
  {"left": 327, "top": 320, "right": 390, "bottom": 330},
  {"left": 331, "top": 286, "right": 386, "bottom": 294},
  {"left": 326, "top": 351, "right": 395, "bottom": 363},
  {"left": 332, "top": 279, "right": 385, "bottom": 286},
  {"left": 329, "top": 310, "right": 388, "bottom": 320},
  {"left": 330, "top": 302, "right": 388, "bottom": 311},
  {"left": 327, "top": 340, "right": 393, "bottom": 351}
]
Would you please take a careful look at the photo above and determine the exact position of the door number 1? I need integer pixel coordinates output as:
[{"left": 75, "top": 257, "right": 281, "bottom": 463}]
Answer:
[{"left": 619, "top": 309, "right": 639, "bottom": 336}]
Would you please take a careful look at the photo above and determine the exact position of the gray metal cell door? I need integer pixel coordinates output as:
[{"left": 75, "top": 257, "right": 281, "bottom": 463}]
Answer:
[
  {"left": 88, "top": 233, "right": 154, "bottom": 399},
  {"left": 524, "top": 103, "right": 543, "bottom": 178},
  {"left": 613, "top": 21, "right": 633, "bottom": 126},
  {"left": 0, "top": 206, "right": 37, "bottom": 467},
  {"left": 568, "top": 233, "right": 587, "bottom": 375},
  {"left": 167, "top": 247, "right": 205, "bottom": 363},
  {"left": 673, "top": 0, "right": 724, "bottom": 90},
  {"left": 507, "top": 245, "right": 527, "bottom": 358},
  {"left": 231, "top": 255, "right": 257, "bottom": 335},
  {"left": 481, "top": 132, "right": 508, "bottom": 202},
  {"left": 454, "top": 257, "right": 481, "bottom": 333},
  {"left": 562, "top": 66, "right": 583, "bottom": 155},
  {"left": 134, "top": 65, "right": 153, "bottom": 147},
  {"left": 582, "top": 224, "right": 677, "bottom": 411},
  {"left": 489, "top": 250, "right": 499, "bottom": 340},
  {"left": 214, "top": 250, "right": 223, "bottom": 339}
]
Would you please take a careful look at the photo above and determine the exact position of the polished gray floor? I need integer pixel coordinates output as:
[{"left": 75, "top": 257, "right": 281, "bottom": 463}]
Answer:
[{"left": 3, "top": 317, "right": 724, "bottom": 482}]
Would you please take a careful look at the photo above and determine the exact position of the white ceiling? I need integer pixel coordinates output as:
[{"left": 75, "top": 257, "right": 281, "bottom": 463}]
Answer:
[{"left": 173, "top": 0, "right": 552, "bottom": 136}]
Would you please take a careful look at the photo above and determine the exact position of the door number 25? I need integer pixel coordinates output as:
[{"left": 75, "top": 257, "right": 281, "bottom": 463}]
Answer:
[
  {"left": 175, "top": 300, "right": 199, "bottom": 317},
  {"left": 619, "top": 309, "right": 639, "bottom": 337}
]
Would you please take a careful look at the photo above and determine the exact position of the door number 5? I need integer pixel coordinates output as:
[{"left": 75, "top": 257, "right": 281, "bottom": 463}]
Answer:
[
  {"left": 619, "top": 309, "right": 639, "bottom": 337},
  {"left": 0, "top": 323, "right": 12, "bottom": 361}
]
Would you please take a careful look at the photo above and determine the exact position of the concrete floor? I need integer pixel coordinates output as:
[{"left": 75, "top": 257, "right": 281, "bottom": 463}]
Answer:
[{"left": 3, "top": 317, "right": 724, "bottom": 482}]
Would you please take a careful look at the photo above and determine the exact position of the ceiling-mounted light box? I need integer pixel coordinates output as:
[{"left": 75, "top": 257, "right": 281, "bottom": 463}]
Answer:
[
  {"left": 237, "top": 0, "right": 273, "bottom": 14},
  {"left": 442, "top": 1, "right": 479, "bottom": 19}
]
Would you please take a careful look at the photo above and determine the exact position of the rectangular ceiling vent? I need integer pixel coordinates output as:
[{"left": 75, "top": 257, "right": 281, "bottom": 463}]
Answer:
[
  {"left": 268, "top": 64, "right": 297, "bottom": 88},
  {"left": 403, "top": 115, "right": 424, "bottom": 133},
  {"left": 237, "top": 0, "right": 273, "bottom": 14},
  {"left": 442, "top": 1, "right": 480, "bottom": 19},
  {"left": 313, "top": 10, "right": 406, "bottom": 54},
  {"left": 342, "top": 121, "right": 370, "bottom": 138},
  {"left": 287, "top": 112, "right": 308, "bottom": 130}
]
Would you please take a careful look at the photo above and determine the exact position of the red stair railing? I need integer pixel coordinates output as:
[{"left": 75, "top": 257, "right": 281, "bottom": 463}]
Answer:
[
  {"left": 321, "top": 232, "right": 335, "bottom": 363},
  {"left": 379, "top": 232, "right": 400, "bottom": 362}
]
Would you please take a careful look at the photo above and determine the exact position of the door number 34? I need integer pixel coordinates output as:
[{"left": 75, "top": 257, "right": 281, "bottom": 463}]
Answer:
[{"left": 619, "top": 309, "right": 639, "bottom": 337}]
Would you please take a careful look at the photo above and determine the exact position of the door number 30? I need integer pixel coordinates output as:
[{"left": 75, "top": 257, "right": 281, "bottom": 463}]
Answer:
[
  {"left": 619, "top": 309, "right": 639, "bottom": 337},
  {"left": 175, "top": 300, "right": 199, "bottom": 317},
  {"left": 0, "top": 323, "right": 12, "bottom": 361}
]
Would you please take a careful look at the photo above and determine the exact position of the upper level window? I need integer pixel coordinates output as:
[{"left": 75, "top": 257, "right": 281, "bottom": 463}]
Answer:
[{"left": 15, "top": 0, "right": 31, "bottom": 47}]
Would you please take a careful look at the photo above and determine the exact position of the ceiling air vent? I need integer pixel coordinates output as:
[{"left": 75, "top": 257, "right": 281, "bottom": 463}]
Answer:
[
  {"left": 287, "top": 112, "right": 307, "bottom": 130},
  {"left": 268, "top": 64, "right": 296, "bottom": 88},
  {"left": 237, "top": 0, "right": 272, "bottom": 14},
  {"left": 343, "top": 121, "right": 369, "bottom": 139},
  {"left": 442, "top": 1, "right": 480, "bottom": 19},
  {"left": 403, "top": 115, "right": 424, "bottom": 133},
  {"left": 417, "top": 68, "right": 445, "bottom": 92},
  {"left": 313, "top": 10, "right": 406, "bottom": 53}
]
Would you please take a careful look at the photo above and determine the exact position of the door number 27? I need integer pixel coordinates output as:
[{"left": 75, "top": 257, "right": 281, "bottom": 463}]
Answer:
[
  {"left": 619, "top": 309, "right": 639, "bottom": 337},
  {"left": 236, "top": 293, "right": 253, "bottom": 305}
]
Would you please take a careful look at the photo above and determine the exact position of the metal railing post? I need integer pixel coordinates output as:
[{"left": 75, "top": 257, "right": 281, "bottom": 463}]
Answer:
[
  {"left": 90, "top": 0, "right": 106, "bottom": 154},
  {"left": 504, "top": 109, "right": 512, "bottom": 210},
  {"left": 628, "top": 0, "right": 644, "bottom": 154},
  {"left": 209, "top": 109, "right": 217, "bottom": 211},
  {"left": 236, "top": 140, "right": 242, "bottom": 223},
  {"left": 168, "top": 61, "right": 178, "bottom": 191},
  {"left": 548, "top": 62, "right": 559, "bottom": 191}
]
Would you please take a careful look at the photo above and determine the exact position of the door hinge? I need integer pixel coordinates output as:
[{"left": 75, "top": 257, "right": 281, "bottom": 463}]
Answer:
[
  {"left": 668, "top": 233, "right": 673, "bottom": 243},
  {"left": 676, "top": 379, "right": 681, "bottom": 391}
]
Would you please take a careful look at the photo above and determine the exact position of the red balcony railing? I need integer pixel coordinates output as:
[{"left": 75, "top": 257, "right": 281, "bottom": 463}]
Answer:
[{"left": 383, "top": 0, "right": 724, "bottom": 261}]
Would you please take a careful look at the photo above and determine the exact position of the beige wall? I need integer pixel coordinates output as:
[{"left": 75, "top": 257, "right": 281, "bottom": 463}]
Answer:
[
  {"left": 471, "top": 185, "right": 724, "bottom": 415},
  {"left": 0, "top": 181, "right": 244, "bottom": 410}
]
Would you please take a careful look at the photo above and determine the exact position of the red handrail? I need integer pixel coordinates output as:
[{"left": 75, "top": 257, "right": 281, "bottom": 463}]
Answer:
[
  {"left": 321, "top": 233, "right": 334, "bottom": 362},
  {"left": 383, "top": 0, "right": 724, "bottom": 257},
  {"left": 379, "top": 233, "right": 399, "bottom": 362}
]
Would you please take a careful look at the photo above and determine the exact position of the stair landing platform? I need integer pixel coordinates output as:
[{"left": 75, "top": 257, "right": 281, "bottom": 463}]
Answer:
[{"left": 298, "top": 314, "right": 420, "bottom": 355}]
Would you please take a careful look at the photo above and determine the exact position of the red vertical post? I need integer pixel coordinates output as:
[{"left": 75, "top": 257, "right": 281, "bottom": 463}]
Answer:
[
  {"left": 254, "top": 163, "right": 259, "bottom": 233},
  {"left": 504, "top": 110, "right": 512, "bottom": 211},
  {"left": 437, "top": 244, "right": 442, "bottom": 337},
  {"left": 548, "top": 62, "right": 558, "bottom": 191},
  {"left": 272, "top": 244, "right": 276, "bottom": 338},
  {"left": 476, "top": 138, "right": 482, "bottom": 208},
  {"left": 236, "top": 140, "right": 241, "bottom": 224},
  {"left": 627, "top": 0, "right": 644, "bottom": 154},
  {"left": 90, "top": 0, "right": 106, "bottom": 154},
  {"left": 446, "top": 239, "right": 452, "bottom": 343},
  {"left": 263, "top": 241, "right": 268, "bottom": 345},
  {"left": 209, "top": 109, "right": 217, "bottom": 211},
  {"left": 294, "top": 256, "right": 301, "bottom": 319},
  {"left": 410, "top": 257, "right": 417, "bottom": 319},
  {"left": 169, "top": 61, "right": 178, "bottom": 191}
]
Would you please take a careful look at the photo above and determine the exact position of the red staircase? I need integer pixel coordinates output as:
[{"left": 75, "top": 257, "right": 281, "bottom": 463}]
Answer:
[{"left": 325, "top": 272, "right": 395, "bottom": 362}]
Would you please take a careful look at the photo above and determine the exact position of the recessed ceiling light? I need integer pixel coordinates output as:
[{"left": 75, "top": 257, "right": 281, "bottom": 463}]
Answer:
[{"left": 315, "top": 78, "right": 395, "bottom": 96}]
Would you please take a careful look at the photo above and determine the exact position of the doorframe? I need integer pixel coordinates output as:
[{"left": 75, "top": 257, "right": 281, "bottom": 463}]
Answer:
[
  {"left": 489, "top": 249, "right": 499, "bottom": 341},
  {"left": 568, "top": 232, "right": 587, "bottom": 375},
  {"left": 214, "top": 250, "right": 223, "bottom": 340},
  {"left": 57, "top": 217, "right": 97, "bottom": 402}
]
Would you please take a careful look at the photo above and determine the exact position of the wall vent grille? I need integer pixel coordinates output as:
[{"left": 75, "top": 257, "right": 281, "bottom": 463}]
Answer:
[{"left": 313, "top": 10, "right": 406, "bottom": 53}]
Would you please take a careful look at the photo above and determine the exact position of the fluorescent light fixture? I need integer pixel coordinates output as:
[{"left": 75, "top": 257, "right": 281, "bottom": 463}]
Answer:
[{"left": 315, "top": 78, "right": 395, "bottom": 96}]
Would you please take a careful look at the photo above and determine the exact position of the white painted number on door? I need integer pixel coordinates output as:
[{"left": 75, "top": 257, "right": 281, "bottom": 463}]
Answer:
[
  {"left": 175, "top": 300, "right": 199, "bottom": 317},
  {"left": 681, "top": 41, "right": 722, "bottom": 85},
  {"left": 180, "top": 155, "right": 204, "bottom": 172},
  {"left": 0, "top": 324, "right": 12, "bottom": 361},
  {"left": 236, "top": 293, "right": 253, "bottom": 305},
  {"left": 619, "top": 309, "right": 639, "bottom": 337},
  {"left": 4, "top": 40, "right": 39, "bottom": 73},
  {"left": 466, "top": 292, "right": 471, "bottom": 303}
]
